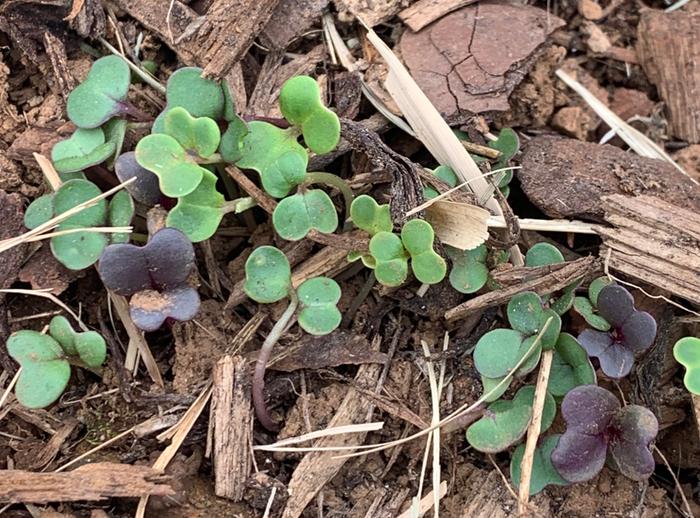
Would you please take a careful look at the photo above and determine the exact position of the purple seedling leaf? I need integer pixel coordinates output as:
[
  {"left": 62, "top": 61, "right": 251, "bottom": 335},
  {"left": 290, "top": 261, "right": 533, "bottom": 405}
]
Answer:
[
  {"left": 608, "top": 405, "right": 658, "bottom": 481},
  {"left": 115, "top": 152, "right": 161, "bottom": 206},
  {"left": 578, "top": 285, "right": 657, "bottom": 379},
  {"left": 597, "top": 284, "right": 635, "bottom": 327},
  {"left": 98, "top": 228, "right": 195, "bottom": 295},
  {"left": 552, "top": 385, "right": 658, "bottom": 484},
  {"left": 129, "top": 285, "right": 200, "bottom": 332}
]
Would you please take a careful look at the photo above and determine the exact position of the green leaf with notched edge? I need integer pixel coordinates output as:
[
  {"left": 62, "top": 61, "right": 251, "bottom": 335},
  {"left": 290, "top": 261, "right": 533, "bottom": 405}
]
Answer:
[
  {"left": 447, "top": 244, "right": 489, "bottom": 294},
  {"left": 53, "top": 179, "right": 107, "bottom": 227},
  {"left": 220, "top": 117, "right": 249, "bottom": 163},
  {"left": 507, "top": 291, "right": 545, "bottom": 335},
  {"left": 49, "top": 315, "right": 78, "bottom": 356},
  {"left": 423, "top": 165, "right": 458, "bottom": 199},
  {"left": 74, "top": 331, "right": 107, "bottom": 368},
  {"left": 674, "top": 337, "right": 700, "bottom": 395},
  {"left": 369, "top": 231, "right": 408, "bottom": 287},
  {"left": 166, "top": 170, "right": 225, "bottom": 242},
  {"left": 165, "top": 67, "right": 225, "bottom": 120},
  {"left": 296, "top": 277, "right": 342, "bottom": 335},
  {"left": 511, "top": 435, "right": 568, "bottom": 495},
  {"left": 52, "top": 127, "right": 115, "bottom": 175},
  {"left": 108, "top": 189, "right": 134, "bottom": 244},
  {"left": 466, "top": 385, "right": 556, "bottom": 453},
  {"left": 244, "top": 246, "right": 292, "bottom": 304},
  {"left": 7, "top": 330, "right": 70, "bottom": 409},
  {"left": 490, "top": 128, "right": 519, "bottom": 186},
  {"left": 163, "top": 107, "right": 220, "bottom": 158},
  {"left": 135, "top": 134, "right": 204, "bottom": 197},
  {"left": 401, "top": 219, "right": 446, "bottom": 284},
  {"left": 24, "top": 194, "right": 54, "bottom": 230},
  {"left": 548, "top": 333, "right": 597, "bottom": 398},
  {"left": 66, "top": 56, "right": 131, "bottom": 129},
  {"left": 272, "top": 189, "right": 338, "bottom": 241},
  {"left": 525, "top": 242, "right": 564, "bottom": 267},
  {"left": 473, "top": 328, "right": 524, "bottom": 379},
  {"left": 573, "top": 296, "right": 611, "bottom": 331},
  {"left": 278, "top": 76, "right": 340, "bottom": 154},
  {"left": 350, "top": 195, "right": 392, "bottom": 236},
  {"left": 235, "top": 121, "right": 308, "bottom": 198}
]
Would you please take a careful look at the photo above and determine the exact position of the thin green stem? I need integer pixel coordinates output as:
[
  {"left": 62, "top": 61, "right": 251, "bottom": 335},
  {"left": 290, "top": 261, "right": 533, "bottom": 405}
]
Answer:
[
  {"left": 253, "top": 291, "right": 299, "bottom": 431},
  {"left": 98, "top": 37, "right": 166, "bottom": 94},
  {"left": 304, "top": 172, "right": 355, "bottom": 216},
  {"left": 221, "top": 197, "right": 257, "bottom": 215}
]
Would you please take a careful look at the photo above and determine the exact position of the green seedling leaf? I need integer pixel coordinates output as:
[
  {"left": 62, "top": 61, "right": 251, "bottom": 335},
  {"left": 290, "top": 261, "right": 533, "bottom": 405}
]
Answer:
[
  {"left": 7, "top": 331, "right": 70, "bottom": 408},
  {"left": 244, "top": 246, "right": 292, "bottom": 303},
  {"left": 491, "top": 128, "right": 519, "bottom": 186},
  {"left": 52, "top": 127, "right": 115, "bottom": 175},
  {"left": 447, "top": 244, "right": 489, "bottom": 294},
  {"left": 466, "top": 385, "right": 556, "bottom": 453},
  {"left": 166, "top": 170, "right": 225, "bottom": 242},
  {"left": 220, "top": 117, "right": 249, "bottom": 163},
  {"left": 481, "top": 375, "right": 511, "bottom": 403},
  {"left": 66, "top": 56, "right": 131, "bottom": 128},
  {"left": 539, "top": 309, "right": 562, "bottom": 350},
  {"left": 350, "top": 194, "right": 392, "bottom": 236},
  {"left": 135, "top": 134, "right": 204, "bottom": 197},
  {"left": 511, "top": 435, "right": 568, "bottom": 495},
  {"left": 473, "top": 328, "right": 524, "bottom": 379},
  {"left": 550, "top": 287, "right": 576, "bottom": 316},
  {"left": 279, "top": 76, "right": 340, "bottom": 154},
  {"left": 50, "top": 179, "right": 109, "bottom": 270},
  {"left": 103, "top": 118, "right": 128, "bottom": 166},
  {"left": 164, "top": 106, "right": 221, "bottom": 158},
  {"left": 573, "top": 296, "right": 611, "bottom": 331},
  {"left": 507, "top": 291, "right": 545, "bottom": 335},
  {"left": 273, "top": 189, "right": 338, "bottom": 241},
  {"left": 369, "top": 232, "right": 408, "bottom": 287},
  {"left": 674, "top": 337, "right": 700, "bottom": 395},
  {"left": 48, "top": 316, "right": 106, "bottom": 369},
  {"left": 548, "top": 333, "right": 596, "bottom": 398},
  {"left": 423, "top": 165, "right": 458, "bottom": 199},
  {"left": 49, "top": 315, "right": 78, "bottom": 355},
  {"left": 525, "top": 242, "right": 564, "bottom": 267},
  {"left": 108, "top": 189, "right": 135, "bottom": 244},
  {"left": 24, "top": 194, "right": 54, "bottom": 230},
  {"left": 516, "top": 335, "right": 544, "bottom": 377},
  {"left": 401, "top": 219, "right": 446, "bottom": 285},
  {"left": 236, "top": 121, "right": 308, "bottom": 198},
  {"left": 165, "top": 67, "right": 225, "bottom": 120},
  {"left": 131, "top": 59, "right": 157, "bottom": 84},
  {"left": 297, "top": 277, "right": 342, "bottom": 335},
  {"left": 589, "top": 276, "right": 613, "bottom": 306}
]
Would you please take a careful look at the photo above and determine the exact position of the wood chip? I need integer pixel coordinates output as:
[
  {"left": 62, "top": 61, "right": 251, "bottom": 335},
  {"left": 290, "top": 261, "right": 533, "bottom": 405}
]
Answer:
[
  {"left": 445, "top": 256, "right": 597, "bottom": 321},
  {"left": 637, "top": 9, "right": 700, "bottom": 143},
  {"left": 598, "top": 194, "right": 700, "bottom": 305},
  {"left": 0, "top": 463, "right": 173, "bottom": 503},
  {"left": 211, "top": 355, "right": 252, "bottom": 501},
  {"left": 27, "top": 418, "right": 79, "bottom": 471},
  {"left": 260, "top": 0, "right": 329, "bottom": 49},
  {"left": 399, "top": 0, "right": 478, "bottom": 32}
]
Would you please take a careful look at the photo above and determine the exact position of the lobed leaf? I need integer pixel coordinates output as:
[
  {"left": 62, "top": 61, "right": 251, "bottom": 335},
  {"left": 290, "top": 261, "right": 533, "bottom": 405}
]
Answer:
[
  {"left": 511, "top": 435, "right": 568, "bottom": 495},
  {"left": 272, "top": 189, "right": 338, "bottom": 241},
  {"left": 507, "top": 291, "right": 544, "bottom": 335},
  {"left": 7, "top": 331, "right": 71, "bottom": 408},
  {"left": 75, "top": 331, "right": 107, "bottom": 368},
  {"left": 163, "top": 107, "right": 221, "bottom": 158},
  {"left": 350, "top": 195, "right": 392, "bottom": 236},
  {"left": 165, "top": 67, "right": 225, "bottom": 120},
  {"left": 674, "top": 337, "right": 700, "bottom": 394},
  {"left": 244, "top": 246, "right": 292, "bottom": 304},
  {"left": 573, "top": 296, "right": 611, "bottom": 331},
  {"left": 423, "top": 165, "right": 458, "bottom": 199},
  {"left": 66, "top": 56, "right": 131, "bottom": 128},
  {"left": 49, "top": 315, "right": 78, "bottom": 356},
  {"left": 597, "top": 284, "right": 635, "bottom": 328},
  {"left": 52, "top": 127, "right": 115, "bottom": 175},
  {"left": 235, "top": 121, "right": 308, "bottom": 198},
  {"left": 369, "top": 232, "right": 408, "bottom": 287},
  {"left": 296, "top": 277, "right": 342, "bottom": 335},
  {"left": 135, "top": 134, "right": 204, "bottom": 197},
  {"left": 547, "top": 333, "right": 596, "bottom": 397},
  {"left": 129, "top": 286, "right": 201, "bottom": 332},
  {"left": 608, "top": 405, "right": 658, "bottom": 481},
  {"left": 166, "top": 170, "right": 225, "bottom": 242},
  {"left": 447, "top": 244, "right": 488, "bottom": 294},
  {"left": 108, "top": 190, "right": 135, "bottom": 244}
]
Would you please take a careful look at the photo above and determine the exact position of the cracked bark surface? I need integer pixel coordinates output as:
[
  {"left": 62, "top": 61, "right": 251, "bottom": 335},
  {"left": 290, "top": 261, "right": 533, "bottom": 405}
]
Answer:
[{"left": 399, "top": 1, "right": 564, "bottom": 122}]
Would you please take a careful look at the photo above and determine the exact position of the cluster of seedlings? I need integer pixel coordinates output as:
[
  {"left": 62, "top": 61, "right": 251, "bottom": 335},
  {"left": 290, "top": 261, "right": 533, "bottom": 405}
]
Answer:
[{"left": 9, "top": 53, "right": 693, "bottom": 494}]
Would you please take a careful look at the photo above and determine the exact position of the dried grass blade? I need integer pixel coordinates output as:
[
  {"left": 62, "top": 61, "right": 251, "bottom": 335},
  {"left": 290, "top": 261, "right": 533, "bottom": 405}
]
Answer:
[
  {"left": 255, "top": 422, "right": 384, "bottom": 451},
  {"left": 555, "top": 69, "right": 696, "bottom": 184}
]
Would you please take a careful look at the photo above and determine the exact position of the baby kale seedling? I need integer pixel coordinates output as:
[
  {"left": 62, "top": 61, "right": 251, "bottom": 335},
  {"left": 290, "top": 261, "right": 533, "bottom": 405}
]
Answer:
[
  {"left": 466, "top": 385, "right": 556, "bottom": 453},
  {"left": 24, "top": 179, "right": 135, "bottom": 270},
  {"left": 423, "top": 165, "right": 457, "bottom": 200},
  {"left": 350, "top": 195, "right": 393, "bottom": 236},
  {"left": 572, "top": 276, "right": 613, "bottom": 331},
  {"left": 551, "top": 385, "right": 658, "bottom": 483},
  {"left": 66, "top": 56, "right": 133, "bottom": 129},
  {"left": 244, "top": 246, "right": 341, "bottom": 429},
  {"left": 98, "top": 227, "right": 199, "bottom": 331},
  {"left": 446, "top": 244, "right": 489, "bottom": 294},
  {"left": 7, "top": 316, "right": 106, "bottom": 408},
  {"left": 115, "top": 151, "right": 162, "bottom": 206},
  {"left": 401, "top": 219, "right": 447, "bottom": 285},
  {"left": 51, "top": 127, "right": 114, "bottom": 178},
  {"left": 272, "top": 188, "right": 338, "bottom": 241},
  {"left": 136, "top": 107, "right": 221, "bottom": 197},
  {"left": 454, "top": 127, "right": 519, "bottom": 196},
  {"left": 673, "top": 336, "right": 700, "bottom": 395},
  {"left": 577, "top": 284, "right": 656, "bottom": 378},
  {"left": 547, "top": 333, "right": 596, "bottom": 398},
  {"left": 511, "top": 435, "right": 568, "bottom": 495}
]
